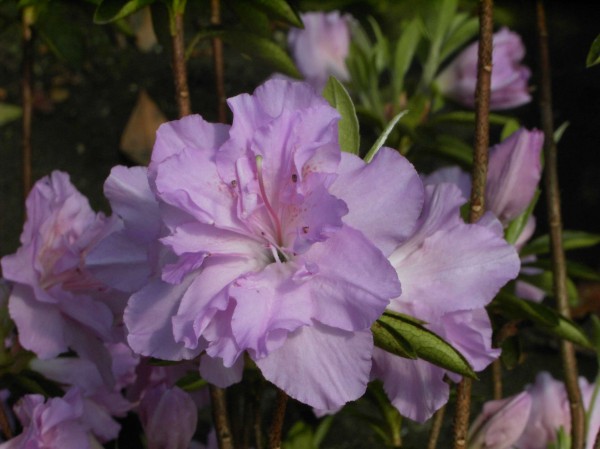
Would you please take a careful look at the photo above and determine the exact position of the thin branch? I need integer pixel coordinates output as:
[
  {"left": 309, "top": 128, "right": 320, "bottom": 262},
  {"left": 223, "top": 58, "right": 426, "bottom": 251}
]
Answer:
[
  {"left": 427, "top": 404, "right": 446, "bottom": 449},
  {"left": 453, "top": 1, "right": 494, "bottom": 447},
  {"left": 535, "top": 2, "right": 585, "bottom": 448},
  {"left": 268, "top": 388, "right": 288, "bottom": 449},
  {"left": 21, "top": 7, "right": 34, "bottom": 200},
  {"left": 210, "top": 385, "right": 234, "bottom": 449},
  {"left": 211, "top": 0, "right": 227, "bottom": 123},
  {"left": 171, "top": 10, "right": 191, "bottom": 117},
  {"left": 491, "top": 359, "right": 502, "bottom": 400}
]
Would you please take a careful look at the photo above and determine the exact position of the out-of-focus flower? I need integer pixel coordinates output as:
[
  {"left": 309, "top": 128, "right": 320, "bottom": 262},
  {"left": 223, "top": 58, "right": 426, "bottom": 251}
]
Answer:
[
  {"left": 122, "top": 79, "right": 421, "bottom": 410},
  {"left": 288, "top": 11, "right": 351, "bottom": 91},
  {"left": 470, "top": 372, "right": 600, "bottom": 449},
  {"left": 138, "top": 384, "right": 198, "bottom": 449},
  {"left": 486, "top": 129, "right": 543, "bottom": 224},
  {"left": 371, "top": 183, "right": 520, "bottom": 422},
  {"left": 0, "top": 172, "right": 121, "bottom": 382},
  {"left": 0, "top": 388, "right": 100, "bottom": 449},
  {"left": 424, "top": 128, "right": 544, "bottom": 303},
  {"left": 468, "top": 392, "right": 532, "bottom": 449},
  {"left": 436, "top": 28, "right": 531, "bottom": 110}
]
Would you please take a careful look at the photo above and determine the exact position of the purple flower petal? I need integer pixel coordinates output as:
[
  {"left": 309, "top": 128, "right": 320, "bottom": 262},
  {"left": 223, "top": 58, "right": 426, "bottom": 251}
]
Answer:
[
  {"left": 256, "top": 323, "right": 373, "bottom": 410},
  {"left": 331, "top": 148, "right": 424, "bottom": 256},
  {"left": 199, "top": 354, "right": 244, "bottom": 388}
]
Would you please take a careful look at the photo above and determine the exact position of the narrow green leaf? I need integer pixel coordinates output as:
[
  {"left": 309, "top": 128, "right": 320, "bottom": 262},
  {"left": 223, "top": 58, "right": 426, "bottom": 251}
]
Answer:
[
  {"left": 322, "top": 76, "right": 360, "bottom": 155},
  {"left": 435, "top": 134, "right": 473, "bottom": 165},
  {"left": 554, "top": 121, "right": 570, "bottom": 144},
  {"left": 375, "top": 312, "right": 477, "bottom": 379},
  {"left": 229, "top": 0, "right": 271, "bottom": 37},
  {"left": 176, "top": 372, "right": 208, "bottom": 392},
  {"left": 493, "top": 291, "right": 592, "bottom": 349},
  {"left": 367, "top": 16, "right": 390, "bottom": 73},
  {"left": 505, "top": 189, "right": 540, "bottom": 245},
  {"left": 521, "top": 231, "right": 600, "bottom": 257},
  {"left": 530, "top": 259, "right": 600, "bottom": 282},
  {"left": 251, "top": 0, "right": 302, "bottom": 28},
  {"left": 439, "top": 16, "right": 478, "bottom": 63},
  {"left": 0, "top": 103, "right": 22, "bottom": 126},
  {"left": 590, "top": 315, "right": 600, "bottom": 357},
  {"left": 313, "top": 416, "right": 334, "bottom": 448},
  {"left": 493, "top": 290, "right": 558, "bottom": 327},
  {"left": 500, "top": 119, "right": 521, "bottom": 141},
  {"left": 372, "top": 321, "right": 416, "bottom": 360},
  {"left": 586, "top": 33, "right": 600, "bottom": 68},
  {"left": 521, "top": 271, "right": 580, "bottom": 306},
  {"left": 221, "top": 31, "right": 301, "bottom": 78},
  {"left": 500, "top": 335, "right": 521, "bottom": 370},
  {"left": 393, "top": 19, "right": 421, "bottom": 97},
  {"left": 94, "top": 0, "right": 154, "bottom": 24},
  {"left": 364, "top": 111, "right": 408, "bottom": 163}
]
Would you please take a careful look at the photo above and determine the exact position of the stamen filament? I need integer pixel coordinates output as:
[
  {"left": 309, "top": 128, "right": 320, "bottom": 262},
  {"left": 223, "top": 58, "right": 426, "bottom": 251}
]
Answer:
[{"left": 256, "top": 155, "right": 283, "bottom": 246}]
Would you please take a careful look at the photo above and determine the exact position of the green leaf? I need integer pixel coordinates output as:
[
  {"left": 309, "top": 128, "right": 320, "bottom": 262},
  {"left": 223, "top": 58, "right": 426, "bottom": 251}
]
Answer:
[
  {"left": 500, "top": 119, "right": 521, "bottom": 141},
  {"left": 493, "top": 291, "right": 592, "bottom": 349},
  {"left": 367, "top": 16, "right": 390, "bottom": 73},
  {"left": 313, "top": 416, "right": 334, "bottom": 448},
  {"left": 0, "top": 103, "right": 22, "bottom": 126},
  {"left": 374, "top": 311, "right": 477, "bottom": 379},
  {"left": 229, "top": 0, "right": 270, "bottom": 37},
  {"left": 364, "top": 111, "right": 408, "bottom": 163},
  {"left": 251, "top": 0, "right": 302, "bottom": 28},
  {"left": 493, "top": 290, "right": 558, "bottom": 327},
  {"left": 283, "top": 421, "right": 314, "bottom": 449},
  {"left": 530, "top": 259, "right": 600, "bottom": 282},
  {"left": 221, "top": 31, "right": 301, "bottom": 78},
  {"left": 586, "top": 33, "right": 600, "bottom": 68},
  {"left": 393, "top": 19, "right": 421, "bottom": 97},
  {"left": 435, "top": 134, "right": 473, "bottom": 165},
  {"left": 94, "top": 0, "right": 154, "bottom": 24},
  {"left": 439, "top": 16, "right": 478, "bottom": 63},
  {"left": 521, "top": 231, "right": 600, "bottom": 257},
  {"left": 505, "top": 189, "right": 540, "bottom": 245},
  {"left": 322, "top": 76, "right": 360, "bottom": 155},
  {"left": 372, "top": 320, "right": 416, "bottom": 360},
  {"left": 500, "top": 335, "right": 521, "bottom": 370},
  {"left": 590, "top": 315, "right": 600, "bottom": 357},
  {"left": 554, "top": 121, "right": 570, "bottom": 144},
  {"left": 430, "top": 111, "right": 516, "bottom": 126},
  {"left": 520, "top": 271, "right": 580, "bottom": 306},
  {"left": 175, "top": 371, "right": 208, "bottom": 392}
]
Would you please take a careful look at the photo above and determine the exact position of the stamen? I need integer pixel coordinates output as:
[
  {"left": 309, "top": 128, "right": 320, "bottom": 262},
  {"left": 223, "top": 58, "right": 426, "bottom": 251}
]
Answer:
[{"left": 256, "top": 155, "right": 283, "bottom": 246}]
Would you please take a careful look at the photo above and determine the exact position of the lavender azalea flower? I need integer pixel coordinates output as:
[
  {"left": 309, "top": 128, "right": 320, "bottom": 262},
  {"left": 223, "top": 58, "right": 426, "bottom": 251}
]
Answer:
[
  {"left": 139, "top": 384, "right": 198, "bottom": 449},
  {"left": 468, "top": 392, "right": 532, "bottom": 449},
  {"left": 0, "top": 172, "right": 122, "bottom": 382},
  {"left": 0, "top": 388, "right": 99, "bottom": 449},
  {"left": 124, "top": 79, "right": 423, "bottom": 410},
  {"left": 288, "top": 12, "right": 351, "bottom": 91},
  {"left": 371, "top": 183, "right": 520, "bottom": 422},
  {"left": 436, "top": 28, "right": 532, "bottom": 110}
]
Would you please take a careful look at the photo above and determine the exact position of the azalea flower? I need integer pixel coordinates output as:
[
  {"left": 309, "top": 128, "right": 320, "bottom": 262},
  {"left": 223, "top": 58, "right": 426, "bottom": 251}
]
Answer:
[
  {"left": 123, "top": 79, "right": 422, "bottom": 410},
  {"left": 0, "top": 172, "right": 122, "bottom": 382},
  {"left": 0, "top": 388, "right": 102, "bottom": 449},
  {"left": 425, "top": 128, "right": 545, "bottom": 303},
  {"left": 468, "top": 392, "right": 532, "bottom": 449},
  {"left": 436, "top": 28, "right": 531, "bottom": 110},
  {"left": 288, "top": 11, "right": 352, "bottom": 91},
  {"left": 371, "top": 183, "right": 520, "bottom": 422}
]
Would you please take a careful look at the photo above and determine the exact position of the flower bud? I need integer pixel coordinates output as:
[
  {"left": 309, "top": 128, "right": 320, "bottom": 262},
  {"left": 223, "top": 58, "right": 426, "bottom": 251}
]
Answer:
[{"left": 437, "top": 28, "right": 531, "bottom": 110}]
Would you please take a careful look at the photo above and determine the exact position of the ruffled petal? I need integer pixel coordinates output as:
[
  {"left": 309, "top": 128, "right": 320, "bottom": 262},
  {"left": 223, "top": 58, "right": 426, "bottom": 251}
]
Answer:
[
  {"left": 303, "top": 226, "right": 400, "bottom": 331},
  {"left": 125, "top": 276, "right": 204, "bottom": 361},
  {"left": 255, "top": 323, "right": 373, "bottom": 410},
  {"left": 199, "top": 354, "right": 244, "bottom": 388},
  {"left": 331, "top": 148, "right": 424, "bottom": 256}
]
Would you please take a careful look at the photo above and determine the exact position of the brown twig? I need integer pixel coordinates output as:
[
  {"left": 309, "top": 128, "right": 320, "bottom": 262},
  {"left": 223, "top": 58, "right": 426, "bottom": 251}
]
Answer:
[
  {"left": 491, "top": 359, "right": 502, "bottom": 400},
  {"left": 427, "top": 404, "right": 446, "bottom": 449},
  {"left": 594, "top": 427, "right": 600, "bottom": 449},
  {"left": 21, "top": 7, "right": 34, "bottom": 200},
  {"left": 171, "top": 10, "right": 191, "bottom": 117},
  {"left": 453, "top": 1, "right": 494, "bottom": 448},
  {"left": 0, "top": 404, "right": 12, "bottom": 440},
  {"left": 535, "top": 2, "right": 585, "bottom": 448},
  {"left": 268, "top": 388, "right": 288, "bottom": 449},
  {"left": 211, "top": 0, "right": 227, "bottom": 123},
  {"left": 210, "top": 385, "right": 234, "bottom": 449}
]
